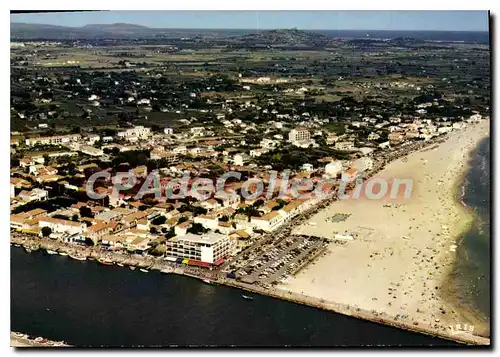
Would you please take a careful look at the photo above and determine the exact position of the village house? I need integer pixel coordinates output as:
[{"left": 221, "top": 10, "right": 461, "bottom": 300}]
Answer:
[
  {"left": 38, "top": 216, "right": 86, "bottom": 236},
  {"left": 251, "top": 211, "right": 284, "bottom": 232},
  {"left": 18, "top": 188, "right": 48, "bottom": 202},
  {"left": 194, "top": 214, "right": 219, "bottom": 230},
  {"left": 388, "top": 132, "right": 406, "bottom": 145},
  {"left": 175, "top": 220, "right": 192, "bottom": 236},
  {"left": 335, "top": 141, "right": 355, "bottom": 151}
]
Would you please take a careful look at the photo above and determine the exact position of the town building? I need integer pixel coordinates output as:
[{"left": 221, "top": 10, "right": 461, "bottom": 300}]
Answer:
[{"left": 165, "top": 232, "right": 236, "bottom": 265}]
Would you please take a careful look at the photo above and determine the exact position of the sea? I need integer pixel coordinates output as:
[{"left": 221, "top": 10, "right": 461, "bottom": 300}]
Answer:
[
  {"left": 10, "top": 138, "right": 490, "bottom": 347},
  {"left": 448, "top": 137, "right": 491, "bottom": 334}
]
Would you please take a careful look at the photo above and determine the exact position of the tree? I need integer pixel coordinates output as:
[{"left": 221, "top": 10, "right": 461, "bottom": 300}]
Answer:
[
  {"left": 41, "top": 227, "right": 52, "bottom": 237},
  {"left": 79, "top": 206, "right": 93, "bottom": 218},
  {"left": 152, "top": 215, "right": 167, "bottom": 225},
  {"left": 187, "top": 223, "right": 209, "bottom": 235}
]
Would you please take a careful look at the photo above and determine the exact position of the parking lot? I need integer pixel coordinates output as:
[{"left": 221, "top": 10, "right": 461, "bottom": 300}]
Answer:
[{"left": 223, "top": 235, "right": 327, "bottom": 287}]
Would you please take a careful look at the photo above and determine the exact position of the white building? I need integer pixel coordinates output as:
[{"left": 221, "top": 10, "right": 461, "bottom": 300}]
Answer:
[
  {"left": 335, "top": 141, "right": 355, "bottom": 151},
  {"left": 353, "top": 157, "right": 373, "bottom": 172},
  {"left": 288, "top": 127, "right": 311, "bottom": 144},
  {"left": 233, "top": 153, "right": 250, "bottom": 166},
  {"left": 25, "top": 134, "right": 81, "bottom": 146},
  {"left": 301, "top": 163, "right": 313, "bottom": 172},
  {"left": 117, "top": 126, "right": 151, "bottom": 140},
  {"left": 251, "top": 211, "right": 284, "bottom": 232},
  {"left": 38, "top": 217, "right": 86, "bottom": 236},
  {"left": 325, "top": 161, "right": 342, "bottom": 177},
  {"left": 193, "top": 214, "right": 219, "bottom": 230},
  {"left": 165, "top": 232, "right": 236, "bottom": 264},
  {"left": 18, "top": 188, "right": 48, "bottom": 202},
  {"left": 164, "top": 127, "right": 174, "bottom": 135}
]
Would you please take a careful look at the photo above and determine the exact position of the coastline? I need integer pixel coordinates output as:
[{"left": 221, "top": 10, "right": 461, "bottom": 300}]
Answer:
[
  {"left": 10, "top": 120, "right": 490, "bottom": 346},
  {"left": 442, "top": 135, "right": 491, "bottom": 336},
  {"left": 276, "top": 119, "right": 490, "bottom": 344}
]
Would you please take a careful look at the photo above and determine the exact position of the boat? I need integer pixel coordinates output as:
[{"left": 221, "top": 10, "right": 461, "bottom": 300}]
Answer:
[
  {"left": 140, "top": 269, "right": 149, "bottom": 273},
  {"left": 241, "top": 295, "right": 254, "bottom": 301},
  {"left": 202, "top": 279, "right": 218, "bottom": 285},
  {"left": 58, "top": 252, "right": 68, "bottom": 256},
  {"left": 117, "top": 263, "right": 124, "bottom": 267},
  {"left": 14, "top": 244, "right": 21, "bottom": 247},
  {"left": 98, "top": 258, "right": 114, "bottom": 266},
  {"left": 25, "top": 247, "right": 32, "bottom": 253},
  {"left": 69, "top": 254, "right": 86, "bottom": 261},
  {"left": 46, "top": 249, "right": 58, "bottom": 255},
  {"left": 130, "top": 266, "right": 136, "bottom": 270}
]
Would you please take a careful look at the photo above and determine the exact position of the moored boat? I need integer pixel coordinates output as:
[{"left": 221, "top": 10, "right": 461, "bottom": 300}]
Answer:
[
  {"left": 58, "top": 252, "right": 68, "bottom": 256},
  {"left": 202, "top": 279, "right": 218, "bottom": 285},
  {"left": 46, "top": 249, "right": 58, "bottom": 255},
  {"left": 139, "top": 268, "right": 149, "bottom": 273},
  {"left": 98, "top": 258, "right": 114, "bottom": 265},
  {"left": 130, "top": 266, "right": 136, "bottom": 270},
  {"left": 69, "top": 254, "right": 86, "bottom": 261},
  {"left": 241, "top": 294, "right": 254, "bottom": 301},
  {"left": 117, "top": 263, "right": 124, "bottom": 267},
  {"left": 25, "top": 247, "right": 32, "bottom": 253}
]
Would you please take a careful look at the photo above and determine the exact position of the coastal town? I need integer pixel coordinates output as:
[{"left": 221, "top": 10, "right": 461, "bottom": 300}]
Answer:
[{"left": 10, "top": 20, "right": 491, "bottom": 347}]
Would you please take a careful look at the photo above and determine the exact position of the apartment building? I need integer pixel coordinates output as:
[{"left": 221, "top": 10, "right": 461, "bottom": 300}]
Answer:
[{"left": 165, "top": 232, "right": 236, "bottom": 264}]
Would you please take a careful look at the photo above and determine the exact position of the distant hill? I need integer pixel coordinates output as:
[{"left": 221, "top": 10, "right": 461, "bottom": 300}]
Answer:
[
  {"left": 10, "top": 22, "right": 252, "bottom": 40},
  {"left": 235, "top": 28, "right": 333, "bottom": 46}
]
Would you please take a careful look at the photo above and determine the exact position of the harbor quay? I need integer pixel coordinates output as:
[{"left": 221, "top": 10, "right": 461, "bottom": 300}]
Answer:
[{"left": 11, "top": 233, "right": 489, "bottom": 346}]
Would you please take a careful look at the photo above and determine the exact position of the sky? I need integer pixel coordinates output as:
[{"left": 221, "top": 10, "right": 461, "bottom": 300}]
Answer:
[{"left": 10, "top": 11, "right": 489, "bottom": 31}]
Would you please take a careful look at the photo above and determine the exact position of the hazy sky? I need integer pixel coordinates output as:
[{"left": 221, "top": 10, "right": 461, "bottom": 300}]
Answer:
[{"left": 11, "top": 10, "right": 489, "bottom": 31}]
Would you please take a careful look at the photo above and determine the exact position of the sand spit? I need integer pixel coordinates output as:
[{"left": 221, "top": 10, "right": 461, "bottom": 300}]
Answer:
[{"left": 279, "top": 119, "right": 490, "bottom": 341}]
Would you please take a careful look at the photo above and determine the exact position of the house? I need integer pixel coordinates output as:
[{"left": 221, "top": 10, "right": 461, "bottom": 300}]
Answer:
[
  {"left": 233, "top": 153, "right": 250, "bottom": 166},
  {"left": 341, "top": 168, "right": 359, "bottom": 183},
  {"left": 325, "top": 161, "right": 342, "bottom": 177},
  {"left": 18, "top": 188, "right": 48, "bottom": 202},
  {"left": 85, "top": 221, "right": 113, "bottom": 245},
  {"left": 194, "top": 214, "right": 219, "bottom": 230},
  {"left": 352, "top": 157, "right": 373, "bottom": 172},
  {"left": 301, "top": 163, "right": 313, "bottom": 172},
  {"left": 367, "top": 132, "right": 380, "bottom": 141},
  {"left": 200, "top": 198, "right": 221, "bottom": 211},
  {"left": 164, "top": 128, "right": 174, "bottom": 135},
  {"left": 388, "top": 132, "right": 405, "bottom": 145},
  {"left": 250, "top": 211, "right": 284, "bottom": 232},
  {"left": 38, "top": 216, "right": 86, "bottom": 236},
  {"left": 175, "top": 220, "right": 192, "bottom": 236},
  {"left": 335, "top": 141, "right": 355, "bottom": 151}
]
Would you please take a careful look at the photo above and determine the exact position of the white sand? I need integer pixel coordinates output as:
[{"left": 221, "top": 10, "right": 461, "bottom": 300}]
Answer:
[{"left": 279, "top": 120, "right": 490, "bottom": 335}]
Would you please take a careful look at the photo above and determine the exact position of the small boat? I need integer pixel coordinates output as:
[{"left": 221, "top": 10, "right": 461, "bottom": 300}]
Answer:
[
  {"left": 117, "top": 263, "right": 124, "bottom": 267},
  {"left": 46, "top": 249, "right": 58, "bottom": 255},
  {"left": 69, "top": 254, "right": 86, "bottom": 261},
  {"left": 241, "top": 295, "right": 254, "bottom": 301},
  {"left": 98, "top": 259, "right": 114, "bottom": 265},
  {"left": 160, "top": 269, "right": 171, "bottom": 274},
  {"left": 130, "top": 266, "right": 136, "bottom": 270},
  {"left": 25, "top": 247, "right": 32, "bottom": 253},
  {"left": 14, "top": 244, "right": 21, "bottom": 247},
  {"left": 140, "top": 269, "right": 149, "bottom": 273},
  {"left": 202, "top": 279, "right": 218, "bottom": 285},
  {"left": 58, "top": 252, "right": 68, "bottom": 256}
]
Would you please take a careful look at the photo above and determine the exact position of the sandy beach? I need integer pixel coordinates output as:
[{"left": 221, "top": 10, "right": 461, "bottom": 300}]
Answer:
[{"left": 279, "top": 119, "right": 490, "bottom": 339}]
